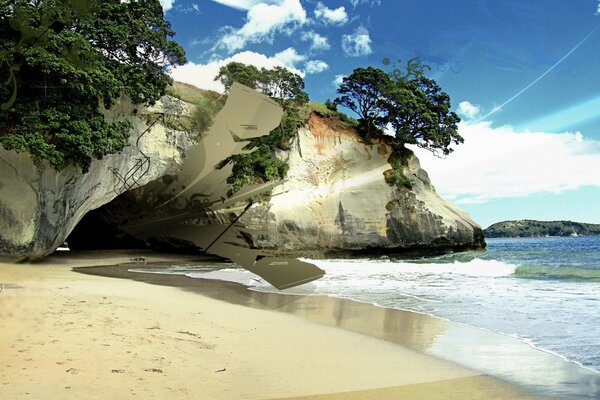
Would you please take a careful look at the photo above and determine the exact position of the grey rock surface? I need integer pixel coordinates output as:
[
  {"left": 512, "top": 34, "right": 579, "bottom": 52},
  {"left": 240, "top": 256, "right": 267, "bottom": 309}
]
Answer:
[
  {"left": 0, "top": 95, "right": 195, "bottom": 260},
  {"left": 236, "top": 113, "right": 485, "bottom": 256}
]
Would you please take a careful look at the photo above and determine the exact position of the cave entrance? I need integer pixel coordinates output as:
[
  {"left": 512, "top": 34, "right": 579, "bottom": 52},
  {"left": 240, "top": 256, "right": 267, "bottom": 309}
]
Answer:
[{"left": 66, "top": 196, "right": 148, "bottom": 251}]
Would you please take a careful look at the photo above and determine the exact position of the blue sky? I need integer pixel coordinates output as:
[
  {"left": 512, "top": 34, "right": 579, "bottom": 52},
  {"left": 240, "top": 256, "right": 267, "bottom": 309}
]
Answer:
[{"left": 162, "top": 0, "right": 600, "bottom": 228}]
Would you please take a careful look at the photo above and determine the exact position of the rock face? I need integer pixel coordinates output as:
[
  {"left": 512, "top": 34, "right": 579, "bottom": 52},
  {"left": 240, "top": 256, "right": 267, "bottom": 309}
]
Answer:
[
  {"left": 1, "top": 89, "right": 484, "bottom": 261},
  {"left": 0, "top": 96, "right": 195, "bottom": 260},
  {"left": 238, "top": 113, "right": 485, "bottom": 256}
]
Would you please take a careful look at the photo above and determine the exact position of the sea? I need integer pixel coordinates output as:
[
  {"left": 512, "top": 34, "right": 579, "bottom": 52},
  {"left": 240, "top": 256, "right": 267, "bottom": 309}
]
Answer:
[{"left": 130, "top": 236, "right": 600, "bottom": 395}]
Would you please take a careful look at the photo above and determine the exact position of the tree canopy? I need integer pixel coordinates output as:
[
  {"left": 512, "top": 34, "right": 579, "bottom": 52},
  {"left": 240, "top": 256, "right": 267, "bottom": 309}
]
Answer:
[
  {"left": 334, "top": 63, "right": 462, "bottom": 156},
  {"left": 333, "top": 67, "right": 390, "bottom": 139},
  {"left": 215, "top": 62, "right": 308, "bottom": 108},
  {"left": 383, "top": 75, "right": 462, "bottom": 156},
  {"left": 0, "top": 0, "right": 186, "bottom": 172}
]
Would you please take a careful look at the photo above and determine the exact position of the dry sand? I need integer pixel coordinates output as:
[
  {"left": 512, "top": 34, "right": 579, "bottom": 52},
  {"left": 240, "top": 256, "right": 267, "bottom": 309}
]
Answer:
[{"left": 0, "top": 251, "right": 546, "bottom": 399}]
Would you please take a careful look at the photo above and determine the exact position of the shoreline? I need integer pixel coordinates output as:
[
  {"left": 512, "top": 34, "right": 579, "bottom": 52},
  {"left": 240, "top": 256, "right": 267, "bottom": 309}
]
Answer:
[
  {"left": 0, "top": 251, "right": 594, "bottom": 399},
  {"left": 81, "top": 259, "right": 600, "bottom": 399}
]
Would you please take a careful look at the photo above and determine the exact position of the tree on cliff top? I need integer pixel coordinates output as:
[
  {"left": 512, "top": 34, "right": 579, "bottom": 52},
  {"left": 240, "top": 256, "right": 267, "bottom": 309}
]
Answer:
[
  {"left": 383, "top": 75, "right": 462, "bottom": 156},
  {"left": 334, "top": 64, "right": 462, "bottom": 156},
  {"left": 0, "top": 0, "right": 186, "bottom": 172},
  {"left": 215, "top": 62, "right": 308, "bottom": 108},
  {"left": 333, "top": 67, "right": 390, "bottom": 140}
]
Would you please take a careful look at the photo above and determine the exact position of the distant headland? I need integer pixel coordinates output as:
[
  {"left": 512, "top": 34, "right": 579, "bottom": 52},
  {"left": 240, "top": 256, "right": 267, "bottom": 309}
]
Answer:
[{"left": 484, "top": 220, "right": 600, "bottom": 238}]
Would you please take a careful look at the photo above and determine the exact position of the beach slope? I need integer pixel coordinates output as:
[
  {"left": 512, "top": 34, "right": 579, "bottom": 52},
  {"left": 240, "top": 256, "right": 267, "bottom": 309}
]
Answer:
[{"left": 0, "top": 252, "right": 542, "bottom": 399}]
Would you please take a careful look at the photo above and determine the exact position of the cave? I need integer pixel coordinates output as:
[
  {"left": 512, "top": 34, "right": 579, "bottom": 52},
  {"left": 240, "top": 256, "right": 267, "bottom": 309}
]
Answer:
[{"left": 66, "top": 199, "right": 148, "bottom": 251}]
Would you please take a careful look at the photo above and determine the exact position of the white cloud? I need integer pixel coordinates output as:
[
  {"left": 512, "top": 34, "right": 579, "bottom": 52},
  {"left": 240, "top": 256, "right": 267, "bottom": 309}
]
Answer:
[
  {"left": 349, "top": 0, "right": 381, "bottom": 8},
  {"left": 273, "top": 47, "right": 305, "bottom": 70},
  {"left": 314, "top": 2, "right": 348, "bottom": 25},
  {"left": 171, "top": 50, "right": 303, "bottom": 93},
  {"left": 411, "top": 121, "right": 600, "bottom": 204},
  {"left": 210, "top": 0, "right": 279, "bottom": 11},
  {"left": 304, "top": 60, "right": 329, "bottom": 74},
  {"left": 341, "top": 26, "right": 372, "bottom": 57},
  {"left": 457, "top": 101, "right": 481, "bottom": 120},
  {"left": 333, "top": 74, "right": 346, "bottom": 87},
  {"left": 301, "top": 31, "right": 330, "bottom": 51},
  {"left": 159, "top": 0, "right": 175, "bottom": 11},
  {"left": 216, "top": 0, "right": 307, "bottom": 53},
  {"left": 176, "top": 2, "right": 201, "bottom": 13}
]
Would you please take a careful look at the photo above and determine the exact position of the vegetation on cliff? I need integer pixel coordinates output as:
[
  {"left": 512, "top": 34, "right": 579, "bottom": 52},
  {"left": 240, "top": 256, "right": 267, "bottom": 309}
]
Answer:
[
  {"left": 214, "top": 62, "right": 310, "bottom": 194},
  {"left": 333, "top": 64, "right": 462, "bottom": 156},
  {"left": 0, "top": 0, "right": 185, "bottom": 172},
  {"left": 215, "top": 59, "right": 462, "bottom": 195},
  {"left": 484, "top": 220, "right": 600, "bottom": 238},
  {"left": 332, "top": 62, "right": 461, "bottom": 192}
]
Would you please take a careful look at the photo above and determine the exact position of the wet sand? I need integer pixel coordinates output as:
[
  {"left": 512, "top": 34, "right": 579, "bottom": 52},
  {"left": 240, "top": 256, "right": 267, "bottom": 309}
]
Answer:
[{"left": 0, "top": 251, "right": 575, "bottom": 399}]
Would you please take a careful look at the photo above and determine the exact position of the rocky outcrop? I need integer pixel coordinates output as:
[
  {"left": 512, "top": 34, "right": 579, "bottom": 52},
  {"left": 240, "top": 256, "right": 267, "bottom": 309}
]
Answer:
[
  {"left": 237, "top": 113, "right": 485, "bottom": 256},
  {"left": 0, "top": 95, "right": 195, "bottom": 260},
  {"left": 1, "top": 83, "right": 484, "bottom": 261}
]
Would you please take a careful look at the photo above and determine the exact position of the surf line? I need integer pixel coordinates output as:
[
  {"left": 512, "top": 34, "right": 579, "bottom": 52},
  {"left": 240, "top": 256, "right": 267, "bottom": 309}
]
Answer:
[{"left": 475, "top": 25, "right": 599, "bottom": 123}]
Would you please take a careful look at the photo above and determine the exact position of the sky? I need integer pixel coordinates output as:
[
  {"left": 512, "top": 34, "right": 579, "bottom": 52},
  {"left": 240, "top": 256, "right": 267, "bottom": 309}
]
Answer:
[{"left": 160, "top": 0, "right": 600, "bottom": 228}]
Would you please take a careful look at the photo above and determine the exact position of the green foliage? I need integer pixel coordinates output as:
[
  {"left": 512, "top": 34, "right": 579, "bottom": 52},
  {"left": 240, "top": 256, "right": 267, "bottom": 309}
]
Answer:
[
  {"left": 215, "top": 62, "right": 260, "bottom": 92},
  {"left": 383, "top": 76, "right": 462, "bottom": 156},
  {"left": 215, "top": 62, "right": 309, "bottom": 107},
  {"left": 192, "top": 96, "right": 223, "bottom": 135},
  {"left": 299, "top": 102, "right": 358, "bottom": 131},
  {"left": 484, "top": 220, "right": 600, "bottom": 238},
  {"left": 215, "top": 62, "right": 310, "bottom": 194},
  {"left": 226, "top": 107, "right": 305, "bottom": 196},
  {"left": 333, "top": 67, "right": 390, "bottom": 140},
  {"left": 333, "top": 63, "right": 462, "bottom": 157},
  {"left": 384, "top": 148, "right": 413, "bottom": 190},
  {"left": 324, "top": 98, "right": 336, "bottom": 111},
  {"left": 0, "top": 0, "right": 186, "bottom": 172}
]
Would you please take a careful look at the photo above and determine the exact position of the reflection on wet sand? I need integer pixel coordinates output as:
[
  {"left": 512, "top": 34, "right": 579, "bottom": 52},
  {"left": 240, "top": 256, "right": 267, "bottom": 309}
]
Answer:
[
  {"left": 78, "top": 262, "right": 447, "bottom": 354},
  {"left": 246, "top": 290, "right": 448, "bottom": 353}
]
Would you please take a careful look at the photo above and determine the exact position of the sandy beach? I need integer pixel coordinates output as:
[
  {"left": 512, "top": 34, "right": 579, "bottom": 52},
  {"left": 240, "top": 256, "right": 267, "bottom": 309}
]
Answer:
[{"left": 1, "top": 251, "right": 551, "bottom": 399}]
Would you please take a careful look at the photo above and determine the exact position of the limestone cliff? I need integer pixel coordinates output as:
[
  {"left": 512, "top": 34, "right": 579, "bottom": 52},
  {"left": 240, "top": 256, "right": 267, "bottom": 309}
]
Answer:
[
  {"left": 0, "top": 87, "right": 484, "bottom": 261},
  {"left": 0, "top": 95, "right": 195, "bottom": 260},
  {"left": 237, "top": 113, "right": 485, "bottom": 256}
]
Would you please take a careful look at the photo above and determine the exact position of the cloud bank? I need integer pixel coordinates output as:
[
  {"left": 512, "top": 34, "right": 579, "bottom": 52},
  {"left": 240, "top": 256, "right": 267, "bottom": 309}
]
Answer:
[{"left": 411, "top": 121, "right": 600, "bottom": 204}]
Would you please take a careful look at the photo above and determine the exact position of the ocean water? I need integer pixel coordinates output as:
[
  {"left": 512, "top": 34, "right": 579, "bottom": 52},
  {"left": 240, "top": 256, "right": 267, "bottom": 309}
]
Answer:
[{"left": 131, "top": 236, "right": 600, "bottom": 375}]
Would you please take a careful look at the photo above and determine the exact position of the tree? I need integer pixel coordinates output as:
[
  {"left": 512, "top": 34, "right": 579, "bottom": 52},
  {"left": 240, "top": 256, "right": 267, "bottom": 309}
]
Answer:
[
  {"left": 0, "top": 0, "right": 186, "bottom": 172},
  {"left": 256, "top": 66, "right": 308, "bottom": 109},
  {"left": 333, "top": 64, "right": 462, "bottom": 156},
  {"left": 333, "top": 67, "right": 390, "bottom": 139},
  {"left": 383, "top": 76, "right": 462, "bottom": 156},
  {"left": 215, "top": 62, "right": 308, "bottom": 107},
  {"left": 214, "top": 62, "right": 260, "bottom": 93}
]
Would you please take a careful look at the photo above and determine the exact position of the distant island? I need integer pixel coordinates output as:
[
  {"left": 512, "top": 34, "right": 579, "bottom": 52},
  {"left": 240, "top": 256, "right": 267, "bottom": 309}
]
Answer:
[{"left": 484, "top": 220, "right": 600, "bottom": 238}]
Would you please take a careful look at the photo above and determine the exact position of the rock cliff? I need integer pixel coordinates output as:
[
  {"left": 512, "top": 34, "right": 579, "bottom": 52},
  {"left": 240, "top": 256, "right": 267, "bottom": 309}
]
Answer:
[
  {"left": 0, "top": 95, "right": 195, "bottom": 260},
  {"left": 238, "top": 113, "right": 485, "bottom": 256},
  {"left": 0, "top": 86, "right": 484, "bottom": 261}
]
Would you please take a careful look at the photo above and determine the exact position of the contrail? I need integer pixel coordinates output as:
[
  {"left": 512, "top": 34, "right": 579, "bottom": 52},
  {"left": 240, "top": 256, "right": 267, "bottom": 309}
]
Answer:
[{"left": 475, "top": 25, "right": 599, "bottom": 123}]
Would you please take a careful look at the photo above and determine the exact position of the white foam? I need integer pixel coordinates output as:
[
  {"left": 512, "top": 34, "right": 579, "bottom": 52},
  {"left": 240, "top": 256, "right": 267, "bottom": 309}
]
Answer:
[
  {"left": 185, "top": 268, "right": 262, "bottom": 287},
  {"left": 299, "top": 258, "right": 518, "bottom": 278}
]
